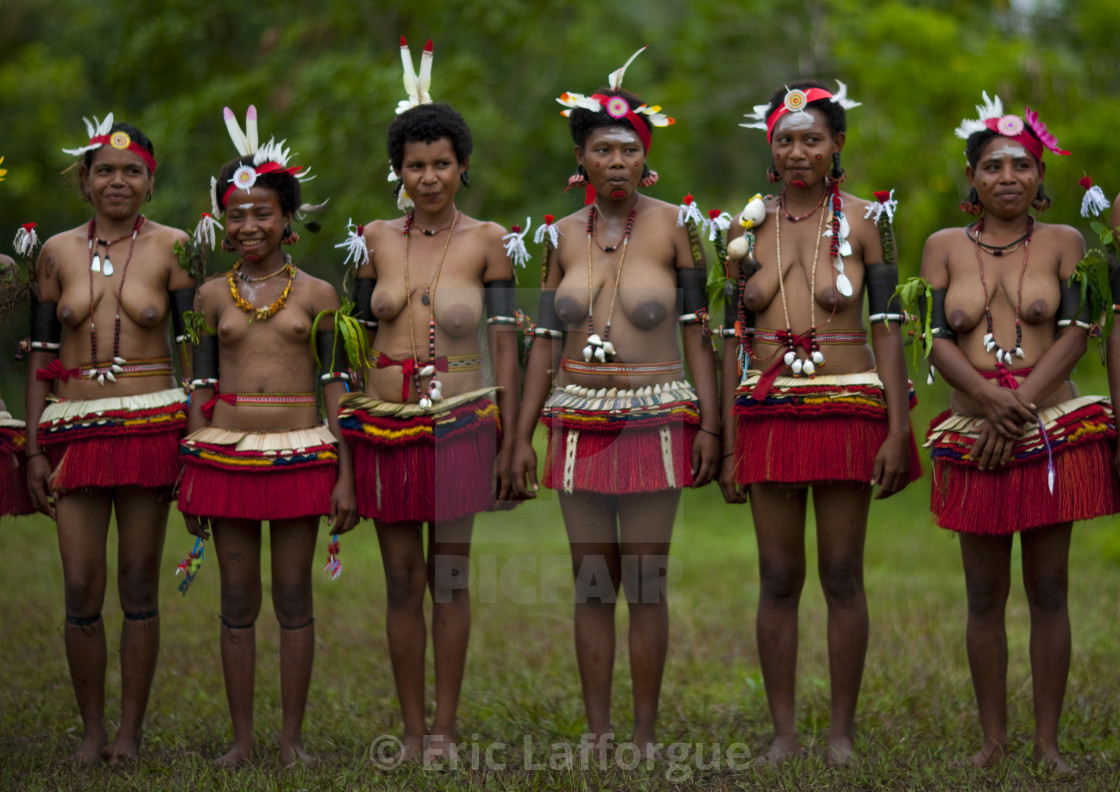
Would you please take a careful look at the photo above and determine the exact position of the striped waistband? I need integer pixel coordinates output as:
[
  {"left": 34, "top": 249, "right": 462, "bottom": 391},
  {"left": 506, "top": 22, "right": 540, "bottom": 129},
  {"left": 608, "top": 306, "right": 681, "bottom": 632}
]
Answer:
[
  {"left": 84, "top": 357, "right": 173, "bottom": 378},
  {"left": 561, "top": 358, "right": 685, "bottom": 377},
  {"left": 752, "top": 329, "right": 866, "bottom": 346},
  {"left": 370, "top": 350, "right": 482, "bottom": 372},
  {"left": 220, "top": 393, "right": 316, "bottom": 407}
]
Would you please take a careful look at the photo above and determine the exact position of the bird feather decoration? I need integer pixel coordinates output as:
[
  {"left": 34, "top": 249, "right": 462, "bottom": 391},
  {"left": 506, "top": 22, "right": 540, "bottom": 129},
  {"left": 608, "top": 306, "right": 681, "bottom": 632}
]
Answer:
[
  {"left": 397, "top": 37, "right": 434, "bottom": 114},
  {"left": 954, "top": 91, "right": 1003, "bottom": 139},
  {"left": 61, "top": 113, "right": 115, "bottom": 157}
]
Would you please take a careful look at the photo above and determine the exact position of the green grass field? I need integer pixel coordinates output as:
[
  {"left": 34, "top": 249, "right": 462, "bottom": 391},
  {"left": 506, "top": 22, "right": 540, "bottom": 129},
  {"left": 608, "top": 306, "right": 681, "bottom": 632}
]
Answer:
[{"left": 2, "top": 371, "right": 1120, "bottom": 791}]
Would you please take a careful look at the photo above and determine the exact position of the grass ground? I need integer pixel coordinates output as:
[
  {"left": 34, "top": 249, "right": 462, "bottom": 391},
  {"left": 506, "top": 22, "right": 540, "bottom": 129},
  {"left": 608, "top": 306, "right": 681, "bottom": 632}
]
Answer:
[{"left": 2, "top": 367, "right": 1119, "bottom": 791}]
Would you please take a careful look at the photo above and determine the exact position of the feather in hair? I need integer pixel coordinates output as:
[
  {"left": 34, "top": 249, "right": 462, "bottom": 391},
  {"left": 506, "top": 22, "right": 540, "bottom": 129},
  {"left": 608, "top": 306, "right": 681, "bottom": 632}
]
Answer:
[{"left": 607, "top": 46, "right": 648, "bottom": 91}]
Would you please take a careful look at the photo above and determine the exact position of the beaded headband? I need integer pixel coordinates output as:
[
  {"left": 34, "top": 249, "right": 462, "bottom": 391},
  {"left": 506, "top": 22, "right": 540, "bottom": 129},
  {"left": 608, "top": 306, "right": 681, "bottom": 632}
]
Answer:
[
  {"left": 953, "top": 92, "right": 1069, "bottom": 161},
  {"left": 740, "top": 80, "right": 861, "bottom": 143},
  {"left": 62, "top": 113, "right": 158, "bottom": 173},
  {"left": 555, "top": 46, "right": 675, "bottom": 153},
  {"left": 214, "top": 105, "right": 312, "bottom": 214}
]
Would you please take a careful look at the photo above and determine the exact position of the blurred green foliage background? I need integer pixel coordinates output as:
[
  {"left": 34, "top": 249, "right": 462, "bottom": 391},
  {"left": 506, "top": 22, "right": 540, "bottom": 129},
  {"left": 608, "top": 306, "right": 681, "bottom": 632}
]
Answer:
[{"left": 2, "top": 0, "right": 1118, "bottom": 408}]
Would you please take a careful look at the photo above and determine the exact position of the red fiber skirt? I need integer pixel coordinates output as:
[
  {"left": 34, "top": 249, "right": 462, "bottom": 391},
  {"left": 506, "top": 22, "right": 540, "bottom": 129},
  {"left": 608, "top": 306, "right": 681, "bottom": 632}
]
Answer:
[
  {"left": 927, "top": 397, "right": 1120, "bottom": 534},
  {"left": 732, "top": 371, "right": 921, "bottom": 485},
  {"left": 339, "top": 390, "right": 501, "bottom": 523},
  {"left": 178, "top": 425, "right": 337, "bottom": 521},
  {"left": 0, "top": 423, "right": 34, "bottom": 516},
  {"left": 541, "top": 383, "right": 701, "bottom": 494},
  {"left": 37, "top": 389, "right": 187, "bottom": 493}
]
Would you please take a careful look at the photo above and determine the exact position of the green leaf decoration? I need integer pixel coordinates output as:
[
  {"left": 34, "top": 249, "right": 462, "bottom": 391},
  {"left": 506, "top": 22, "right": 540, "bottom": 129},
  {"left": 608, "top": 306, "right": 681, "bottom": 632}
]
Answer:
[
  {"left": 312, "top": 299, "right": 370, "bottom": 376},
  {"left": 891, "top": 276, "right": 933, "bottom": 370}
]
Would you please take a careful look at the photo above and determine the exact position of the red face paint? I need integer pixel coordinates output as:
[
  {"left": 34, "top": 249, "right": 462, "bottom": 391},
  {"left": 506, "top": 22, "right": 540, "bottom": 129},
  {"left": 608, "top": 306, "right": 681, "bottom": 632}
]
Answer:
[{"left": 609, "top": 189, "right": 626, "bottom": 199}]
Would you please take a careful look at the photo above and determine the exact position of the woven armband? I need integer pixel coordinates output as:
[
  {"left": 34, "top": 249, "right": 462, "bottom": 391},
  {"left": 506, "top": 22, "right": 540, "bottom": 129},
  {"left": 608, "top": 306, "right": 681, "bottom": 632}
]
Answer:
[
  {"left": 866, "top": 262, "right": 901, "bottom": 319},
  {"left": 678, "top": 267, "right": 707, "bottom": 315},
  {"left": 534, "top": 289, "right": 563, "bottom": 337},
  {"left": 317, "top": 330, "right": 350, "bottom": 383},
  {"left": 485, "top": 279, "right": 517, "bottom": 325},
  {"left": 30, "top": 301, "right": 62, "bottom": 352},
  {"left": 192, "top": 329, "right": 218, "bottom": 385},
  {"left": 926, "top": 288, "right": 955, "bottom": 339},
  {"left": 169, "top": 288, "right": 195, "bottom": 343},
  {"left": 1056, "top": 278, "right": 1092, "bottom": 330},
  {"left": 351, "top": 277, "right": 377, "bottom": 329}
]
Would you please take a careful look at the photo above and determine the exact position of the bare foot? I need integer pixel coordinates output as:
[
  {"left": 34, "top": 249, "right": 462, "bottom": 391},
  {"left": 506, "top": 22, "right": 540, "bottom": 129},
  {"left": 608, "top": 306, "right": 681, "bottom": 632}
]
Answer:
[
  {"left": 75, "top": 726, "right": 108, "bottom": 764},
  {"left": 214, "top": 742, "right": 253, "bottom": 768},
  {"left": 106, "top": 733, "right": 141, "bottom": 767},
  {"left": 279, "top": 740, "right": 317, "bottom": 768},
  {"left": 423, "top": 733, "right": 459, "bottom": 767},
  {"left": 757, "top": 734, "right": 799, "bottom": 765},
  {"left": 970, "top": 738, "right": 1007, "bottom": 768},
  {"left": 1033, "top": 743, "right": 1072, "bottom": 775},
  {"left": 826, "top": 734, "right": 855, "bottom": 767},
  {"left": 625, "top": 738, "right": 662, "bottom": 762}
]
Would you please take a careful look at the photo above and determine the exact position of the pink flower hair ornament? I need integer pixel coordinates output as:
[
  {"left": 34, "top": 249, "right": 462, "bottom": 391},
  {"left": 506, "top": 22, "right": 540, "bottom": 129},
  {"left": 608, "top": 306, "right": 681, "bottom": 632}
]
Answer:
[{"left": 953, "top": 91, "right": 1070, "bottom": 161}]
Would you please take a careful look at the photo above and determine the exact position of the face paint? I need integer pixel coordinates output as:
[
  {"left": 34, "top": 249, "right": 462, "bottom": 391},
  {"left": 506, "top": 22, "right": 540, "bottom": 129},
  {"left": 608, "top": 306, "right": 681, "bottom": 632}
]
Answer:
[
  {"left": 775, "top": 111, "right": 816, "bottom": 133},
  {"left": 815, "top": 154, "right": 823, "bottom": 160},
  {"left": 984, "top": 142, "right": 1033, "bottom": 163},
  {"left": 789, "top": 179, "right": 807, "bottom": 189},
  {"left": 609, "top": 189, "right": 626, "bottom": 199}
]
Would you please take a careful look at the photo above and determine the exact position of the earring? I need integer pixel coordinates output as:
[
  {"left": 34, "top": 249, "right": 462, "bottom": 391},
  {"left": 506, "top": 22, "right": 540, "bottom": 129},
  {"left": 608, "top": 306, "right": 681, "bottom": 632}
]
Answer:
[
  {"left": 145, "top": 187, "right": 153, "bottom": 203},
  {"left": 766, "top": 163, "right": 781, "bottom": 184},
  {"left": 566, "top": 164, "right": 588, "bottom": 192},
  {"left": 1032, "top": 184, "right": 1051, "bottom": 213},
  {"left": 830, "top": 153, "right": 846, "bottom": 184},
  {"left": 221, "top": 236, "right": 236, "bottom": 252},
  {"left": 640, "top": 164, "right": 658, "bottom": 188},
  {"left": 959, "top": 187, "right": 984, "bottom": 216},
  {"left": 460, "top": 170, "right": 471, "bottom": 188}
]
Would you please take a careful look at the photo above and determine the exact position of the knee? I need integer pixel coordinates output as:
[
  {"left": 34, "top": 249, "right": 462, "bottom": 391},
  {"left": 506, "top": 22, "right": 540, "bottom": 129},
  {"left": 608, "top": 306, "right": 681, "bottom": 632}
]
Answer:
[
  {"left": 431, "top": 554, "right": 471, "bottom": 605},
  {"left": 117, "top": 563, "right": 160, "bottom": 613},
  {"left": 572, "top": 554, "right": 620, "bottom": 606},
  {"left": 383, "top": 559, "right": 428, "bottom": 609},
  {"left": 1026, "top": 571, "right": 1067, "bottom": 616},
  {"left": 63, "top": 571, "right": 105, "bottom": 617},
  {"left": 220, "top": 584, "right": 262, "bottom": 627},
  {"left": 271, "top": 578, "right": 313, "bottom": 626},
  {"left": 620, "top": 554, "right": 676, "bottom": 606},
  {"left": 759, "top": 564, "right": 804, "bottom": 606},
  {"left": 965, "top": 575, "right": 1008, "bottom": 619},
  {"left": 819, "top": 559, "right": 864, "bottom": 605}
]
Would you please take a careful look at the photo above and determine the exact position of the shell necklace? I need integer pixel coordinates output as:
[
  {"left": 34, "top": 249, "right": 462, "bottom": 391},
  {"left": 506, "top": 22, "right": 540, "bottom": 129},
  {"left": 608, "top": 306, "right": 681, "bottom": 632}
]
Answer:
[
  {"left": 975, "top": 215, "right": 1033, "bottom": 367},
  {"left": 774, "top": 201, "right": 828, "bottom": 376},
  {"left": 403, "top": 210, "right": 458, "bottom": 409},
  {"left": 583, "top": 205, "right": 636, "bottom": 362}
]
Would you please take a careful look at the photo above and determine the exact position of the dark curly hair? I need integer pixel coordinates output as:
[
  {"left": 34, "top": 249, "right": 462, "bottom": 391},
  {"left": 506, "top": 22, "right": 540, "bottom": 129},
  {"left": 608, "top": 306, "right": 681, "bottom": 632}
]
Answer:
[
  {"left": 213, "top": 155, "right": 302, "bottom": 215},
  {"left": 387, "top": 103, "right": 473, "bottom": 171},
  {"left": 764, "top": 80, "right": 847, "bottom": 138},
  {"left": 82, "top": 122, "right": 156, "bottom": 172},
  {"left": 568, "top": 88, "right": 653, "bottom": 150}
]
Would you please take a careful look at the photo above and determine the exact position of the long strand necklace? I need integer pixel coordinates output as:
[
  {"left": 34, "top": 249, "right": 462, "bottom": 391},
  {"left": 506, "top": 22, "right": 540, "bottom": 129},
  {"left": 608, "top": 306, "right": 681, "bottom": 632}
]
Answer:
[
  {"left": 404, "top": 207, "right": 459, "bottom": 239},
  {"left": 87, "top": 215, "right": 145, "bottom": 276},
  {"left": 86, "top": 219, "right": 142, "bottom": 384},
  {"left": 403, "top": 211, "right": 458, "bottom": 409},
  {"left": 975, "top": 215, "right": 1033, "bottom": 367},
  {"left": 583, "top": 205, "right": 636, "bottom": 362},
  {"left": 227, "top": 257, "right": 296, "bottom": 321},
  {"left": 774, "top": 202, "right": 828, "bottom": 376}
]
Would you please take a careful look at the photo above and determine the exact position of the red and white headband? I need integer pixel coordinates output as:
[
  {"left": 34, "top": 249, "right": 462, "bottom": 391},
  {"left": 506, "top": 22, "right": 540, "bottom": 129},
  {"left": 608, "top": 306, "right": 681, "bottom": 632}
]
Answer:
[
  {"left": 62, "top": 113, "right": 158, "bottom": 173},
  {"left": 556, "top": 46, "right": 675, "bottom": 154},
  {"left": 741, "top": 81, "right": 860, "bottom": 143},
  {"left": 214, "top": 105, "right": 311, "bottom": 214},
  {"left": 953, "top": 91, "right": 1069, "bottom": 161}
]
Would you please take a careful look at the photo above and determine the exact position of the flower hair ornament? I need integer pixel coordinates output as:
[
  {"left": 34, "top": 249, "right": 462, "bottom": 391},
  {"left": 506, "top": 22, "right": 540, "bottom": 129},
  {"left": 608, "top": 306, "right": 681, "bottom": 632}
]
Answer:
[
  {"left": 953, "top": 91, "right": 1070, "bottom": 162},
  {"left": 387, "top": 37, "right": 436, "bottom": 212},
  {"left": 740, "top": 80, "right": 861, "bottom": 143},
  {"left": 62, "top": 112, "right": 159, "bottom": 173}
]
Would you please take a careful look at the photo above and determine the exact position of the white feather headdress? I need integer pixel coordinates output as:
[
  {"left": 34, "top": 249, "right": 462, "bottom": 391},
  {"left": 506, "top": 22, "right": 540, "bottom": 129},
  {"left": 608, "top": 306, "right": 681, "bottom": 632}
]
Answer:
[{"left": 555, "top": 47, "right": 675, "bottom": 130}]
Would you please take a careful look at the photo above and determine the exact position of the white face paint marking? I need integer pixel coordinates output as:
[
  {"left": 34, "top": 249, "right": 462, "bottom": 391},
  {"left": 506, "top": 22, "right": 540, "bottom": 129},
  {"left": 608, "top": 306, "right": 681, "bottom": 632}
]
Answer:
[
  {"left": 777, "top": 110, "right": 816, "bottom": 132},
  {"left": 233, "top": 203, "right": 255, "bottom": 210},
  {"left": 984, "top": 142, "right": 1032, "bottom": 163},
  {"left": 592, "top": 127, "right": 643, "bottom": 146}
]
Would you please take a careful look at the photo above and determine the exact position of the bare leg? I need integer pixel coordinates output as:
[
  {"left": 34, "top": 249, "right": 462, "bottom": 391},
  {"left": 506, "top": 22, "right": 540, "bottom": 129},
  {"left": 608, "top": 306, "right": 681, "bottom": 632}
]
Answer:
[
  {"left": 813, "top": 484, "right": 872, "bottom": 766},
  {"left": 749, "top": 483, "right": 808, "bottom": 763},
  {"left": 959, "top": 532, "right": 1012, "bottom": 767},
  {"left": 270, "top": 517, "right": 320, "bottom": 766},
  {"left": 212, "top": 519, "right": 263, "bottom": 767},
  {"left": 560, "top": 492, "right": 622, "bottom": 747},
  {"left": 56, "top": 491, "right": 113, "bottom": 763},
  {"left": 427, "top": 516, "right": 475, "bottom": 760},
  {"left": 375, "top": 521, "right": 428, "bottom": 761},
  {"left": 1021, "top": 523, "right": 1072, "bottom": 773},
  {"left": 618, "top": 489, "right": 679, "bottom": 758},
  {"left": 107, "top": 486, "right": 169, "bottom": 764}
]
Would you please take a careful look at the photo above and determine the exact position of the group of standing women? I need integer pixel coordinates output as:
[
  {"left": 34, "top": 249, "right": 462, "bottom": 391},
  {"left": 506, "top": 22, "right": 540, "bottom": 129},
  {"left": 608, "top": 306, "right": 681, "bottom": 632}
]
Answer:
[{"left": 3, "top": 41, "right": 1119, "bottom": 774}]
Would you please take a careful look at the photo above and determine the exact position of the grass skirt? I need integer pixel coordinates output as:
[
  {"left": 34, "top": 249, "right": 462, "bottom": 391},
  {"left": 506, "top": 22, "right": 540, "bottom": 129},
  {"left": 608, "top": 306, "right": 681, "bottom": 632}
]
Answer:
[
  {"left": 0, "top": 415, "right": 33, "bottom": 515},
  {"left": 541, "top": 382, "right": 700, "bottom": 494},
  {"left": 732, "top": 371, "right": 921, "bottom": 486},
  {"left": 37, "top": 389, "right": 187, "bottom": 493},
  {"left": 339, "top": 389, "right": 501, "bottom": 523},
  {"left": 927, "top": 396, "right": 1120, "bottom": 534},
  {"left": 179, "top": 425, "right": 338, "bottom": 520}
]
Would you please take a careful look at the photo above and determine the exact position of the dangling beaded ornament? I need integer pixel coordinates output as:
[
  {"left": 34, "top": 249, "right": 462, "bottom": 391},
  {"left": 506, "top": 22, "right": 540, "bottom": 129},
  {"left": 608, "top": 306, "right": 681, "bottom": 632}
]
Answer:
[
  {"left": 583, "top": 205, "right": 636, "bottom": 362},
  {"left": 88, "top": 215, "right": 145, "bottom": 277},
  {"left": 403, "top": 210, "right": 458, "bottom": 410},
  {"left": 975, "top": 216, "right": 1033, "bottom": 367},
  {"left": 774, "top": 198, "right": 829, "bottom": 376}
]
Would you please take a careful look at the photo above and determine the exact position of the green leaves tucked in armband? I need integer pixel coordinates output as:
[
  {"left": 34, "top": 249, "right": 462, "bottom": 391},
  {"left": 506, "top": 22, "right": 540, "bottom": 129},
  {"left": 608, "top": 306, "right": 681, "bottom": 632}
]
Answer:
[
  {"left": 182, "top": 310, "right": 216, "bottom": 346},
  {"left": 312, "top": 299, "right": 371, "bottom": 378},
  {"left": 173, "top": 238, "right": 208, "bottom": 286},
  {"left": 1067, "top": 252, "right": 1114, "bottom": 356},
  {"left": 891, "top": 276, "right": 934, "bottom": 370}
]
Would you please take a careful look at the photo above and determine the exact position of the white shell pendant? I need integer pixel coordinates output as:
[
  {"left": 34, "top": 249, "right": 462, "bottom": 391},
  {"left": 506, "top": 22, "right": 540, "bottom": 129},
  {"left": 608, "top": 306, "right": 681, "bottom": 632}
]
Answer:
[
  {"left": 102, "top": 255, "right": 114, "bottom": 277},
  {"left": 419, "top": 396, "right": 432, "bottom": 410},
  {"left": 582, "top": 345, "right": 593, "bottom": 362},
  {"left": 835, "top": 270, "right": 853, "bottom": 298},
  {"left": 802, "top": 360, "right": 816, "bottom": 376},
  {"left": 783, "top": 350, "right": 797, "bottom": 367},
  {"left": 790, "top": 358, "right": 804, "bottom": 376},
  {"left": 602, "top": 340, "right": 615, "bottom": 357},
  {"left": 811, "top": 350, "right": 825, "bottom": 365},
  {"left": 420, "top": 364, "right": 436, "bottom": 377},
  {"left": 91, "top": 253, "right": 102, "bottom": 273},
  {"left": 594, "top": 346, "right": 606, "bottom": 362}
]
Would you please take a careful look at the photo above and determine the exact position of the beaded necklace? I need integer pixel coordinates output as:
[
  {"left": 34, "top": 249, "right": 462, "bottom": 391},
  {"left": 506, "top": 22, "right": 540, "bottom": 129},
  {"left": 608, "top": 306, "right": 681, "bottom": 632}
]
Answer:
[
  {"left": 583, "top": 205, "right": 636, "bottom": 362},
  {"left": 778, "top": 186, "right": 827, "bottom": 222},
  {"left": 87, "top": 215, "right": 145, "bottom": 277},
  {"left": 86, "top": 216, "right": 144, "bottom": 384},
  {"left": 975, "top": 215, "right": 1034, "bottom": 367},
  {"left": 403, "top": 210, "right": 458, "bottom": 408},
  {"left": 773, "top": 200, "right": 828, "bottom": 375},
  {"left": 404, "top": 207, "right": 459, "bottom": 238},
  {"left": 227, "top": 257, "right": 296, "bottom": 321}
]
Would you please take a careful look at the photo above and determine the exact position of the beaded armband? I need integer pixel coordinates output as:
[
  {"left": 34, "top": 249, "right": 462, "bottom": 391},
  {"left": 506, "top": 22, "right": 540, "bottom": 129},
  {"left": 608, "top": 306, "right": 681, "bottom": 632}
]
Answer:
[
  {"left": 170, "top": 288, "right": 195, "bottom": 344},
  {"left": 351, "top": 277, "right": 377, "bottom": 330},
  {"left": 317, "top": 330, "right": 351, "bottom": 383},
  {"left": 30, "top": 301, "right": 62, "bottom": 352}
]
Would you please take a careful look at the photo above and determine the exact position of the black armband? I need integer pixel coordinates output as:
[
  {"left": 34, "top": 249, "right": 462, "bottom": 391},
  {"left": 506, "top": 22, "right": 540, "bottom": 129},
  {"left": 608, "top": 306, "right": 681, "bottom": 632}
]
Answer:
[
  {"left": 1110, "top": 257, "right": 1120, "bottom": 313},
  {"left": 191, "top": 330, "right": 218, "bottom": 387},
  {"left": 1057, "top": 278, "right": 1092, "bottom": 330},
  {"left": 317, "top": 330, "right": 350, "bottom": 383},
  {"left": 485, "top": 279, "right": 517, "bottom": 325},
  {"left": 533, "top": 289, "right": 563, "bottom": 337},
  {"left": 925, "top": 288, "right": 955, "bottom": 339},
  {"left": 351, "top": 277, "right": 377, "bottom": 329},
  {"left": 30, "top": 301, "right": 62, "bottom": 352},
  {"left": 678, "top": 267, "right": 707, "bottom": 315},
  {"left": 169, "top": 288, "right": 194, "bottom": 344},
  {"left": 865, "top": 262, "right": 901, "bottom": 319}
]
